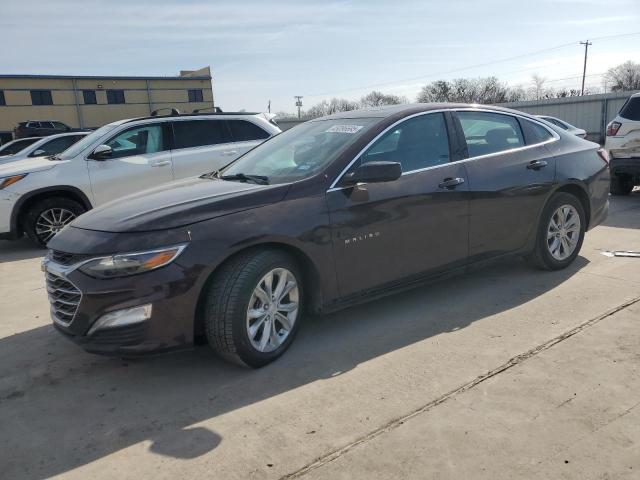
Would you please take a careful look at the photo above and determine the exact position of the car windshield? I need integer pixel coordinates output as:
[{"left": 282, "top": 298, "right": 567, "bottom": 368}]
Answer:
[
  {"left": 57, "top": 123, "right": 120, "bottom": 160},
  {"left": 0, "top": 138, "right": 39, "bottom": 155},
  {"left": 221, "top": 118, "right": 378, "bottom": 184}
]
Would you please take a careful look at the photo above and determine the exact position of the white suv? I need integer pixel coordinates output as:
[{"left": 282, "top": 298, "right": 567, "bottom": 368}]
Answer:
[
  {"left": 0, "top": 112, "right": 280, "bottom": 246},
  {"left": 605, "top": 92, "right": 640, "bottom": 195},
  {"left": 0, "top": 132, "right": 89, "bottom": 164}
]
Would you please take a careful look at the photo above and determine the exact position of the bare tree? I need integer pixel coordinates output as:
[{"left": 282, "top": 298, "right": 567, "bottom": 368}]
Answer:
[
  {"left": 360, "top": 91, "right": 407, "bottom": 107},
  {"left": 305, "top": 97, "right": 359, "bottom": 118},
  {"left": 530, "top": 74, "right": 547, "bottom": 100},
  {"left": 605, "top": 61, "right": 640, "bottom": 92},
  {"left": 416, "top": 77, "right": 523, "bottom": 104}
]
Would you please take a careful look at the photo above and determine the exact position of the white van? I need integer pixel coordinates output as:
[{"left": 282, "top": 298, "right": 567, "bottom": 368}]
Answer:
[{"left": 0, "top": 112, "right": 280, "bottom": 245}]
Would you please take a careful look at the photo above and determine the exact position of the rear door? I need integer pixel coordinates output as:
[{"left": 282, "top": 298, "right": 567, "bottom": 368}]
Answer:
[
  {"left": 454, "top": 110, "right": 557, "bottom": 260},
  {"left": 170, "top": 119, "right": 236, "bottom": 178},
  {"left": 87, "top": 122, "right": 174, "bottom": 205},
  {"left": 227, "top": 119, "right": 271, "bottom": 155}
]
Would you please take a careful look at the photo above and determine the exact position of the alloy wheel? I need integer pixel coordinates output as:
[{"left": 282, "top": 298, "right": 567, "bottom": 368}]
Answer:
[
  {"left": 35, "top": 208, "right": 77, "bottom": 244},
  {"left": 546, "top": 204, "right": 581, "bottom": 261},
  {"left": 246, "top": 267, "right": 299, "bottom": 353}
]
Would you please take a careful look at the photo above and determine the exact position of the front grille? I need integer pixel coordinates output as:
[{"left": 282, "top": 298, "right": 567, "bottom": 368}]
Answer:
[
  {"left": 46, "top": 271, "right": 81, "bottom": 325},
  {"left": 50, "top": 250, "right": 90, "bottom": 267}
]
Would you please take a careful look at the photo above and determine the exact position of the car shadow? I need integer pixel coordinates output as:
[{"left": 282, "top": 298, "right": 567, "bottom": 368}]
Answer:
[
  {"left": 0, "top": 256, "right": 588, "bottom": 479},
  {"left": 602, "top": 190, "right": 640, "bottom": 230},
  {"left": 0, "top": 238, "right": 44, "bottom": 262}
]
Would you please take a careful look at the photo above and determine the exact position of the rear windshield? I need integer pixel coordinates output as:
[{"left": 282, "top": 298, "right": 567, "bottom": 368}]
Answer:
[{"left": 619, "top": 97, "right": 640, "bottom": 121}]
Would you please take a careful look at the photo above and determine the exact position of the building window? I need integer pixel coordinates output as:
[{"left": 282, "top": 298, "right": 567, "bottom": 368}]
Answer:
[
  {"left": 188, "top": 89, "right": 204, "bottom": 102},
  {"left": 0, "top": 90, "right": 5, "bottom": 106},
  {"left": 106, "top": 89, "right": 125, "bottom": 104},
  {"left": 83, "top": 90, "right": 97, "bottom": 104},
  {"left": 31, "top": 90, "right": 53, "bottom": 106}
]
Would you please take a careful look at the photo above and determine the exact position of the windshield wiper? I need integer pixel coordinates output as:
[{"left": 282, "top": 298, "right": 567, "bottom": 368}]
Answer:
[
  {"left": 200, "top": 170, "right": 221, "bottom": 180},
  {"left": 220, "top": 173, "right": 269, "bottom": 185}
]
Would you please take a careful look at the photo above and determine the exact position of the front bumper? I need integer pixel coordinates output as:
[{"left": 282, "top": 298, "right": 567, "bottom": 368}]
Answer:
[
  {"left": 610, "top": 157, "right": 640, "bottom": 177},
  {"left": 43, "top": 255, "right": 203, "bottom": 356}
]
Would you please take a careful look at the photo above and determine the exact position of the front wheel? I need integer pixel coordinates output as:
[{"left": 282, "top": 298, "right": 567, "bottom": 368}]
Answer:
[
  {"left": 204, "top": 249, "right": 303, "bottom": 368},
  {"left": 528, "top": 192, "right": 585, "bottom": 270},
  {"left": 23, "top": 197, "right": 86, "bottom": 247}
]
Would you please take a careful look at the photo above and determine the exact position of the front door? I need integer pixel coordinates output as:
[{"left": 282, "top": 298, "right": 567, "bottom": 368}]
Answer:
[
  {"left": 327, "top": 112, "right": 470, "bottom": 298},
  {"left": 87, "top": 122, "right": 174, "bottom": 205}
]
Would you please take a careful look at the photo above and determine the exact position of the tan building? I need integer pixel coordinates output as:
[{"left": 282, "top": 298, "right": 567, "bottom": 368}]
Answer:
[{"left": 0, "top": 66, "right": 214, "bottom": 140}]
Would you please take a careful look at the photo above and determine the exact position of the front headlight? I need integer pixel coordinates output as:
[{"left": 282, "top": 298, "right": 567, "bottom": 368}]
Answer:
[
  {"left": 0, "top": 174, "right": 28, "bottom": 190},
  {"left": 78, "top": 244, "right": 187, "bottom": 279}
]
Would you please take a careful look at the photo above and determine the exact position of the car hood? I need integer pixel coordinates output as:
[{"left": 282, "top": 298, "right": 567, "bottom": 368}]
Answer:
[
  {"left": 0, "top": 155, "right": 56, "bottom": 173},
  {"left": 71, "top": 176, "right": 291, "bottom": 233}
]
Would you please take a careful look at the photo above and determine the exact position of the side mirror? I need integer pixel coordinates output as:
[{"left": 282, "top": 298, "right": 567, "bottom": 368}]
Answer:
[
  {"left": 343, "top": 161, "right": 402, "bottom": 186},
  {"left": 31, "top": 149, "right": 46, "bottom": 157},
  {"left": 90, "top": 144, "right": 112, "bottom": 160}
]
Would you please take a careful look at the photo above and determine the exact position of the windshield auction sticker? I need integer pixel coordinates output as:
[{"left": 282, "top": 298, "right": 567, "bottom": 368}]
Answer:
[{"left": 325, "top": 125, "right": 364, "bottom": 134}]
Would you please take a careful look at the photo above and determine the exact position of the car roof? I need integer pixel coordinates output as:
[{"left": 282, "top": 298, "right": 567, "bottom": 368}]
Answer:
[{"left": 313, "top": 103, "right": 534, "bottom": 121}]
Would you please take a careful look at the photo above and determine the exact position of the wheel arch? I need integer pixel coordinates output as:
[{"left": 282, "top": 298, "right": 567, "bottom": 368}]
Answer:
[
  {"left": 192, "top": 241, "right": 324, "bottom": 341},
  {"left": 11, "top": 186, "right": 92, "bottom": 235},
  {"left": 552, "top": 182, "right": 591, "bottom": 229}
]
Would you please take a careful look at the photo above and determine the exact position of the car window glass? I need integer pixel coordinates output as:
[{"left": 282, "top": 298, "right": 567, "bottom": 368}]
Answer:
[
  {"left": 458, "top": 112, "right": 524, "bottom": 157},
  {"left": 52, "top": 122, "right": 68, "bottom": 130},
  {"left": 106, "top": 125, "right": 165, "bottom": 159},
  {"left": 228, "top": 120, "right": 270, "bottom": 141},
  {"left": 32, "top": 136, "right": 78, "bottom": 156},
  {"left": 359, "top": 113, "right": 450, "bottom": 173},
  {"left": 0, "top": 138, "right": 39, "bottom": 155},
  {"left": 172, "top": 120, "right": 232, "bottom": 149},
  {"left": 27, "top": 122, "right": 40, "bottom": 128},
  {"left": 620, "top": 97, "right": 640, "bottom": 121},
  {"left": 40, "top": 122, "right": 55, "bottom": 129},
  {"left": 520, "top": 119, "right": 554, "bottom": 145}
]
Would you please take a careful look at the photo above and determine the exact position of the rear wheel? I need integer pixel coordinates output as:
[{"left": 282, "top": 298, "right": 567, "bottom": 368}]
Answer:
[
  {"left": 23, "top": 197, "right": 86, "bottom": 247},
  {"left": 204, "top": 249, "right": 303, "bottom": 368},
  {"left": 610, "top": 174, "right": 634, "bottom": 196},
  {"left": 528, "top": 192, "right": 585, "bottom": 270}
]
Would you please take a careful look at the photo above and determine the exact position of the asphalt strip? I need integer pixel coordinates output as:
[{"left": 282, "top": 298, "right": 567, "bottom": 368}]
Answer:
[{"left": 280, "top": 295, "right": 640, "bottom": 479}]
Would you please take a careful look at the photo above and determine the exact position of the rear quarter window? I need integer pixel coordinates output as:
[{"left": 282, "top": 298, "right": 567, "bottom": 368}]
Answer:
[
  {"left": 228, "top": 120, "right": 270, "bottom": 141},
  {"left": 519, "top": 118, "right": 555, "bottom": 145},
  {"left": 172, "top": 120, "right": 232, "bottom": 149},
  {"left": 619, "top": 97, "right": 640, "bottom": 121}
]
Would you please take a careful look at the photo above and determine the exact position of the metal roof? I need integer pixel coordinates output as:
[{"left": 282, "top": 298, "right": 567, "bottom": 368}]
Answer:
[{"left": 0, "top": 74, "right": 211, "bottom": 81}]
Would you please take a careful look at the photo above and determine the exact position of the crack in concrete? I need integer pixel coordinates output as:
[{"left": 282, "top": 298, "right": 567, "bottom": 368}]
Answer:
[{"left": 281, "top": 295, "right": 640, "bottom": 479}]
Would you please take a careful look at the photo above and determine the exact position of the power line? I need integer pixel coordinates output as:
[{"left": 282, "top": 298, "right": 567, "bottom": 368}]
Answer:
[{"left": 303, "top": 31, "right": 640, "bottom": 98}]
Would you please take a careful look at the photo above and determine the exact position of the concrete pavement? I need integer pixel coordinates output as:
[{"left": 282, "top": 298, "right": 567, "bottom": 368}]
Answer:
[{"left": 0, "top": 192, "right": 639, "bottom": 479}]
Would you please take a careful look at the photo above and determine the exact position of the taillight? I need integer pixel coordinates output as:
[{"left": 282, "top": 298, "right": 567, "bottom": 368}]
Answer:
[
  {"left": 606, "top": 121, "right": 621, "bottom": 136},
  {"left": 597, "top": 148, "right": 609, "bottom": 164}
]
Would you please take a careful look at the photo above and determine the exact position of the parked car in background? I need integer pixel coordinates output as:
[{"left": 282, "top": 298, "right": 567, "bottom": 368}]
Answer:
[
  {"left": 13, "top": 120, "right": 88, "bottom": 139},
  {"left": 43, "top": 104, "right": 609, "bottom": 367},
  {"left": 0, "top": 137, "right": 40, "bottom": 157},
  {"left": 0, "top": 111, "right": 280, "bottom": 246},
  {"left": 537, "top": 115, "right": 587, "bottom": 138},
  {"left": 605, "top": 92, "right": 640, "bottom": 195},
  {"left": 0, "top": 132, "right": 88, "bottom": 164}
]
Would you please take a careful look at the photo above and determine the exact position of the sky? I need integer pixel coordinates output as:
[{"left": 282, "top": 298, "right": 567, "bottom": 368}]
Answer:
[{"left": 2, "top": 0, "right": 640, "bottom": 113}]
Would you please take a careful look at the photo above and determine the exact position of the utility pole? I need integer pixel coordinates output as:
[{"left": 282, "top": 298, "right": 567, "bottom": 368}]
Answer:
[
  {"left": 267, "top": 100, "right": 271, "bottom": 114},
  {"left": 294, "top": 96, "right": 303, "bottom": 118},
  {"left": 580, "top": 40, "right": 592, "bottom": 95}
]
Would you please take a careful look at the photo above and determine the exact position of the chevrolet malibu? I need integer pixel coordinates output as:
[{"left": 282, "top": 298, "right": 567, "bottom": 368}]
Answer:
[{"left": 44, "top": 104, "right": 610, "bottom": 368}]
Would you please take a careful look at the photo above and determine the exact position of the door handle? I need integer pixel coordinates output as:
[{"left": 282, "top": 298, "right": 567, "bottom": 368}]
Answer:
[
  {"left": 438, "top": 177, "right": 465, "bottom": 190},
  {"left": 151, "top": 160, "right": 171, "bottom": 167},
  {"left": 527, "top": 160, "right": 548, "bottom": 170},
  {"left": 221, "top": 150, "right": 238, "bottom": 156}
]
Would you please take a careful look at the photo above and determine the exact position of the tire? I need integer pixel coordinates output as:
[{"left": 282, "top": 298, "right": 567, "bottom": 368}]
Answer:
[
  {"left": 204, "top": 249, "right": 304, "bottom": 368},
  {"left": 528, "top": 192, "right": 586, "bottom": 271},
  {"left": 22, "top": 197, "right": 86, "bottom": 248},
  {"left": 610, "top": 174, "right": 634, "bottom": 196}
]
